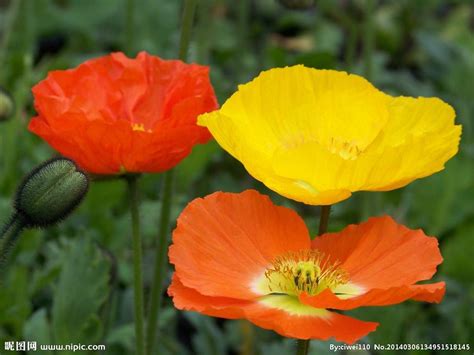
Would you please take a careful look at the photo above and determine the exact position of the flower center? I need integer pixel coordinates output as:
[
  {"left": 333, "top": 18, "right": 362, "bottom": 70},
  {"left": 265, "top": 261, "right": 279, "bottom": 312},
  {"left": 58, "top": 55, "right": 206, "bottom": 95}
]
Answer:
[
  {"left": 132, "top": 123, "right": 152, "bottom": 132},
  {"left": 328, "top": 137, "right": 361, "bottom": 160},
  {"left": 262, "top": 250, "right": 349, "bottom": 296}
]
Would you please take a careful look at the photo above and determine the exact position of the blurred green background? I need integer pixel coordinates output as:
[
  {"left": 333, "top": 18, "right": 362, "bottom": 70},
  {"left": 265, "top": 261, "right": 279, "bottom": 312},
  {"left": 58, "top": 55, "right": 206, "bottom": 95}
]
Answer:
[{"left": 0, "top": 0, "right": 473, "bottom": 354}]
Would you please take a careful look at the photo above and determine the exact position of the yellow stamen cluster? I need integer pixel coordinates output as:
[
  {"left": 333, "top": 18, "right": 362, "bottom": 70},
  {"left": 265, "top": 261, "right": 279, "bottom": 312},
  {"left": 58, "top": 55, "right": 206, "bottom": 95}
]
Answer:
[
  {"left": 132, "top": 123, "right": 152, "bottom": 132},
  {"left": 264, "top": 250, "right": 349, "bottom": 296},
  {"left": 328, "top": 137, "right": 361, "bottom": 160}
]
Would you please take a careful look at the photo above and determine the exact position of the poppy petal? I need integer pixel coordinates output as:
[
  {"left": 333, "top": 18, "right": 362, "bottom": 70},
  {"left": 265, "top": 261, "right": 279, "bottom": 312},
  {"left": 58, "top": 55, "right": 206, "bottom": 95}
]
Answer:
[
  {"left": 30, "top": 51, "right": 218, "bottom": 174},
  {"left": 168, "top": 274, "right": 248, "bottom": 319},
  {"left": 198, "top": 66, "right": 460, "bottom": 205},
  {"left": 311, "top": 216, "right": 443, "bottom": 289},
  {"left": 169, "top": 190, "right": 311, "bottom": 300},
  {"left": 299, "top": 282, "right": 445, "bottom": 310},
  {"left": 169, "top": 275, "right": 378, "bottom": 343},
  {"left": 244, "top": 296, "right": 378, "bottom": 344}
]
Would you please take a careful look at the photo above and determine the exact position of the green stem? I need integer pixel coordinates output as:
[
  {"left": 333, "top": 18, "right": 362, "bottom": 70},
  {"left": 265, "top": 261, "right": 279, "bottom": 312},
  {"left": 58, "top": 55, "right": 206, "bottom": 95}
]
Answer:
[
  {"left": 126, "top": 175, "right": 145, "bottom": 355},
  {"left": 145, "top": 1, "right": 197, "bottom": 353},
  {"left": 0, "top": 212, "right": 25, "bottom": 266},
  {"left": 361, "top": 0, "right": 375, "bottom": 220},
  {"left": 238, "top": 0, "right": 250, "bottom": 51},
  {"left": 125, "top": 0, "right": 135, "bottom": 55},
  {"left": 318, "top": 205, "right": 331, "bottom": 235},
  {"left": 145, "top": 170, "right": 174, "bottom": 354},
  {"left": 240, "top": 320, "right": 254, "bottom": 355},
  {"left": 345, "top": 22, "right": 358, "bottom": 71},
  {"left": 178, "top": 0, "right": 198, "bottom": 60},
  {"left": 196, "top": 0, "right": 211, "bottom": 63},
  {"left": 0, "top": 0, "right": 20, "bottom": 71},
  {"left": 296, "top": 205, "right": 332, "bottom": 355},
  {"left": 296, "top": 339, "right": 309, "bottom": 355},
  {"left": 146, "top": 2, "right": 197, "bottom": 353},
  {"left": 363, "top": 0, "right": 375, "bottom": 81},
  {"left": 0, "top": 0, "right": 34, "bottom": 192}
]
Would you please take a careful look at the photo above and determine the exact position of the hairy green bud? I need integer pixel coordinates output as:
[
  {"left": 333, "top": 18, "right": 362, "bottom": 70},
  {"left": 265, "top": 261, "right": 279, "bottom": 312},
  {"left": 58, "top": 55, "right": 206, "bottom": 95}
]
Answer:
[
  {"left": 0, "top": 87, "right": 14, "bottom": 122},
  {"left": 14, "top": 158, "right": 89, "bottom": 227},
  {"left": 277, "top": 0, "right": 314, "bottom": 9}
]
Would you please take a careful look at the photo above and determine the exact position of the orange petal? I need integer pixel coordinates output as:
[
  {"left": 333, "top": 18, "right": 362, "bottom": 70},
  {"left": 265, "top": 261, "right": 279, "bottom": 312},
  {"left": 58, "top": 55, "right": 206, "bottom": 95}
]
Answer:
[
  {"left": 169, "top": 190, "right": 311, "bottom": 300},
  {"left": 168, "top": 274, "right": 248, "bottom": 319},
  {"left": 243, "top": 300, "right": 378, "bottom": 344},
  {"left": 312, "top": 216, "right": 442, "bottom": 289},
  {"left": 169, "top": 274, "right": 378, "bottom": 344},
  {"left": 299, "top": 282, "right": 445, "bottom": 310},
  {"left": 30, "top": 51, "right": 218, "bottom": 175}
]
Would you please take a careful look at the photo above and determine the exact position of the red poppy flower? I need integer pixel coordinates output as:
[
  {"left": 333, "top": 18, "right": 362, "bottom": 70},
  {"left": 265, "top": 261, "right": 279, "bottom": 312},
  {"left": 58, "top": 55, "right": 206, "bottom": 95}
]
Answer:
[
  {"left": 168, "top": 190, "right": 445, "bottom": 344},
  {"left": 29, "top": 52, "right": 218, "bottom": 174}
]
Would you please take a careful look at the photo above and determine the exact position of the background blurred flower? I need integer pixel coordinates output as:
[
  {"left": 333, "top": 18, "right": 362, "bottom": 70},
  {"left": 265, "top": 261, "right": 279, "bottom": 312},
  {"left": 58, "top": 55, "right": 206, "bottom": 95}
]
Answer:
[
  {"left": 168, "top": 190, "right": 444, "bottom": 344},
  {"left": 199, "top": 66, "right": 462, "bottom": 205},
  {"left": 29, "top": 51, "right": 218, "bottom": 174}
]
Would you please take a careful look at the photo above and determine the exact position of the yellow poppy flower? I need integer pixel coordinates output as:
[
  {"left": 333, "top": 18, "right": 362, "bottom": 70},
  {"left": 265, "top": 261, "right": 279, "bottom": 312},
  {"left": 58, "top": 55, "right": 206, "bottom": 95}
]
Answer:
[{"left": 198, "top": 65, "right": 462, "bottom": 205}]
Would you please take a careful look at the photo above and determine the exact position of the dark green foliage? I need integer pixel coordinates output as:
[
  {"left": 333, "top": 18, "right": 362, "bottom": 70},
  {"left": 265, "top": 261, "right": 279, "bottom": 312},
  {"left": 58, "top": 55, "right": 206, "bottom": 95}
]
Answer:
[{"left": 277, "top": 0, "right": 315, "bottom": 10}]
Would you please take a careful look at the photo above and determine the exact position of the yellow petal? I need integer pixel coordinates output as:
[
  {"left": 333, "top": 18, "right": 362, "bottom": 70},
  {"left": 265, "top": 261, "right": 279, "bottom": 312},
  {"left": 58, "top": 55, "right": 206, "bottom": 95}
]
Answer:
[
  {"left": 199, "top": 65, "right": 462, "bottom": 205},
  {"left": 274, "top": 128, "right": 460, "bottom": 193},
  {"left": 369, "top": 96, "right": 459, "bottom": 151}
]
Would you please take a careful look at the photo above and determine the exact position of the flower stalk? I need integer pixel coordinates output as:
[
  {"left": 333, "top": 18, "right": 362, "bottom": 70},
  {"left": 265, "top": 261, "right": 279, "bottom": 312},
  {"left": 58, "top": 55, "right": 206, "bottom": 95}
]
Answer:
[
  {"left": 0, "top": 213, "right": 25, "bottom": 265},
  {"left": 146, "top": 1, "right": 198, "bottom": 354},
  {"left": 296, "top": 204, "right": 332, "bottom": 355},
  {"left": 126, "top": 174, "right": 145, "bottom": 355},
  {"left": 146, "top": 170, "right": 174, "bottom": 354},
  {"left": 125, "top": 0, "right": 135, "bottom": 55}
]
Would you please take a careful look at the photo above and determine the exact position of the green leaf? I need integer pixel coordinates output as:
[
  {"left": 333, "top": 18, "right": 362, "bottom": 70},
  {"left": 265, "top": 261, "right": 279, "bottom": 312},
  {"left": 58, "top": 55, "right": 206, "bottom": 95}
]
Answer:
[
  {"left": 52, "top": 237, "right": 110, "bottom": 346},
  {"left": 23, "top": 308, "right": 52, "bottom": 355},
  {"left": 0, "top": 265, "right": 32, "bottom": 337}
]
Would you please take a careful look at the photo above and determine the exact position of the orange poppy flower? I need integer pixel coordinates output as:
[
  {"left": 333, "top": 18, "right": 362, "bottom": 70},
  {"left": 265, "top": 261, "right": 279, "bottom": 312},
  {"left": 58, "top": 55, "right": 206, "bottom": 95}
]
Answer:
[
  {"left": 29, "top": 52, "right": 218, "bottom": 174},
  {"left": 168, "top": 190, "right": 445, "bottom": 344}
]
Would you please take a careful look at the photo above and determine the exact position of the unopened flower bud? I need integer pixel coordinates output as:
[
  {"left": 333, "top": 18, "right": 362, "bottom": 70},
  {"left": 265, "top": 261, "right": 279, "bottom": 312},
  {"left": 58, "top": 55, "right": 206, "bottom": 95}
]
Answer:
[
  {"left": 14, "top": 158, "right": 89, "bottom": 227},
  {"left": 277, "top": 0, "right": 314, "bottom": 9},
  {"left": 0, "top": 87, "right": 14, "bottom": 122}
]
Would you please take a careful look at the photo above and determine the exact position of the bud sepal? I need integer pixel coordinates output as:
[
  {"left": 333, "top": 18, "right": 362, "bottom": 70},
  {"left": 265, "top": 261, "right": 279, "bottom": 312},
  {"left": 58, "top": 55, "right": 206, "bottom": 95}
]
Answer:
[{"left": 14, "top": 158, "right": 89, "bottom": 228}]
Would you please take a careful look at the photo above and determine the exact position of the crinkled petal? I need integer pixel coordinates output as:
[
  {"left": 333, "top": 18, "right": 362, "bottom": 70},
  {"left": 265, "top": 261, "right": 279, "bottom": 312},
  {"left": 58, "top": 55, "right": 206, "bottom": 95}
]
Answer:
[
  {"left": 169, "top": 190, "right": 311, "bottom": 300},
  {"left": 311, "top": 216, "right": 443, "bottom": 289},
  {"left": 30, "top": 51, "right": 217, "bottom": 174}
]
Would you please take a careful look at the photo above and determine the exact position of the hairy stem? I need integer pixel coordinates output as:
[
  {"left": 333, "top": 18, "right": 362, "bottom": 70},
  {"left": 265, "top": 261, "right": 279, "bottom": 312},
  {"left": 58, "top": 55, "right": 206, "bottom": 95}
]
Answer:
[{"left": 0, "top": 212, "right": 25, "bottom": 266}]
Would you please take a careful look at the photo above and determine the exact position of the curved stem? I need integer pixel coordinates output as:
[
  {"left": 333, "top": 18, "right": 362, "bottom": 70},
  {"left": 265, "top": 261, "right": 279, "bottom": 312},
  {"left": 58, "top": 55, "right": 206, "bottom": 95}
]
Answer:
[
  {"left": 296, "top": 205, "right": 332, "bottom": 355},
  {"left": 0, "top": 212, "right": 25, "bottom": 264},
  {"left": 126, "top": 175, "right": 145, "bottom": 355},
  {"left": 145, "top": 1, "right": 197, "bottom": 354},
  {"left": 146, "top": 170, "right": 174, "bottom": 354}
]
